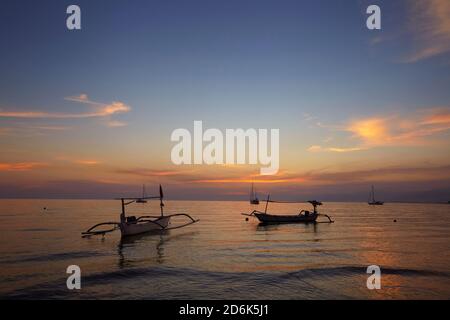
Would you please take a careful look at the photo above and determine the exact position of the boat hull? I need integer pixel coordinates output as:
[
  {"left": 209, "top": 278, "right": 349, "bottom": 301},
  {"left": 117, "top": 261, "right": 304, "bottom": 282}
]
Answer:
[
  {"left": 254, "top": 212, "right": 318, "bottom": 224},
  {"left": 119, "top": 216, "right": 170, "bottom": 237}
]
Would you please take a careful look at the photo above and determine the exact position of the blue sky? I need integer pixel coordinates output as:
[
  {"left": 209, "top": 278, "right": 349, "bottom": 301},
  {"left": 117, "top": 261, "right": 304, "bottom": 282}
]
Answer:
[{"left": 0, "top": 0, "right": 449, "bottom": 200}]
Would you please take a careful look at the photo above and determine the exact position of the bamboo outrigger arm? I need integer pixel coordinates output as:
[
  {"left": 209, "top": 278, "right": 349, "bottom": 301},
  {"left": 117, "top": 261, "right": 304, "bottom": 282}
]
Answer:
[
  {"left": 317, "top": 214, "right": 334, "bottom": 223},
  {"left": 81, "top": 222, "right": 120, "bottom": 237},
  {"left": 136, "top": 213, "right": 199, "bottom": 230},
  {"left": 241, "top": 210, "right": 259, "bottom": 217},
  {"left": 162, "top": 213, "right": 200, "bottom": 230},
  {"left": 81, "top": 213, "right": 199, "bottom": 237}
]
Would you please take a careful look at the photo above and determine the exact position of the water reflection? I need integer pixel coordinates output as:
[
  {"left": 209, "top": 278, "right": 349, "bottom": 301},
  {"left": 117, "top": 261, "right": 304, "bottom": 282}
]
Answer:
[
  {"left": 255, "top": 221, "right": 319, "bottom": 233},
  {"left": 1, "top": 200, "right": 450, "bottom": 299},
  {"left": 117, "top": 231, "right": 199, "bottom": 269}
]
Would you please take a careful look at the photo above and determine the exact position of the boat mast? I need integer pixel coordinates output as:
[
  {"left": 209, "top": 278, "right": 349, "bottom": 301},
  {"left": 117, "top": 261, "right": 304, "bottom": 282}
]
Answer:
[
  {"left": 372, "top": 185, "right": 375, "bottom": 202},
  {"left": 120, "top": 198, "right": 126, "bottom": 223},
  {"left": 264, "top": 194, "right": 270, "bottom": 214},
  {"left": 159, "top": 184, "right": 164, "bottom": 217}
]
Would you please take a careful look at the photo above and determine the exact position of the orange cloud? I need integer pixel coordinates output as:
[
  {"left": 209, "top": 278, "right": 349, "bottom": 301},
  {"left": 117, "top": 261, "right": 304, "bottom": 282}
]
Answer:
[
  {"left": 349, "top": 109, "right": 450, "bottom": 146},
  {"left": 0, "top": 95, "right": 130, "bottom": 119},
  {"left": 368, "top": 0, "right": 450, "bottom": 63},
  {"left": 0, "top": 162, "right": 46, "bottom": 171},
  {"left": 421, "top": 111, "right": 450, "bottom": 125},
  {"left": 31, "top": 126, "right": 71, "bottom": 131},
  {"left": 185, "top": 164, "right": 450, "bottom": 185},
  {"left": 74, "top": 160, "right": 101, "bottom": 166},
  {"left": 107, "top": 120, "right": 127, "bottom": 127},
  {"left": 193, "top": 177, "right": 306, "bottom": 184},
  {"left": 54, "top": 156, "right": 102, "bottom": 166},
  {"left": 311, "top": 108, "right": 450, "bottom": 152},
  {"left": 307, "top": 145, "right": 365, "bottom": 153},
  {"left": 347, "top": 117, "right": 390, "bottom": 143},
  {"left": 403, "top": 0, "right": 450, "bottom": 62},
  {"left": 116, "top": 168, "right": 189, "bottom": 177}
]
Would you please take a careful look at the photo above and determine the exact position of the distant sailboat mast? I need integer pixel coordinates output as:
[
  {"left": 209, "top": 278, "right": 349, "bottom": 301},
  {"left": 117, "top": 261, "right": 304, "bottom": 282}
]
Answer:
[
  {"left": 136, "top": 184, "right": 148, "bottom": 203},
  {"left": 368, "top": 185, "right": 384, "bottom": 205},
  {"left": 250, "top": 182, "right": 259, "bottom": 205}
]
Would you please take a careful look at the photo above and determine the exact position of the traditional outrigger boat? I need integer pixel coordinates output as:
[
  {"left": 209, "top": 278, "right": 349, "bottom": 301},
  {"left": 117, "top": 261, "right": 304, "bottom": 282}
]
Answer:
[
  {"left": 82, "top": 185, "right": 199, "bottom": 238},
  {"left": 242, "top": 196, "right": 334, "bottom": 224}
]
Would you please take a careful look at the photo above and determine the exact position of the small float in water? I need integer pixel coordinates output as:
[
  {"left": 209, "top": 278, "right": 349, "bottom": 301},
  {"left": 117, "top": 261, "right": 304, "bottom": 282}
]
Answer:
[
  {"left": 242, "top": 195, "right": 334, "bottom": 224},
  {"left": 82, "top": 185, "right": 199, "bottom": 238}
]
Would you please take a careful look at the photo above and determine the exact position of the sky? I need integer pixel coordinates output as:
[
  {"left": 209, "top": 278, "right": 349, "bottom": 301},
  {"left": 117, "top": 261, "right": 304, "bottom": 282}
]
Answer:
[{"left": 0, "top": 0, "right": 450, "bottom": 201}]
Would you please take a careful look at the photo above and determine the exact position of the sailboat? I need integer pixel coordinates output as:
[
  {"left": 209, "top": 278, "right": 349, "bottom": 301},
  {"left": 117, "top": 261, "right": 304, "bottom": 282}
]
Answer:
[
  {"left": 136, "top": 184, "right": 147, "bottom": 203},
  {"left": 250, "top": 183, "right": 259, "bottom": 205},
  {"left": 368, "top": 185, "right": 384, "bottom": 205}
]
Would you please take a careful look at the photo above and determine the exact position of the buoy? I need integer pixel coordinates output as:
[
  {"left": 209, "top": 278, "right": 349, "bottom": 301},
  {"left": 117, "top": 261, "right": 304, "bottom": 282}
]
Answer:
[{"left": 393, "top": 219, "right": 397, "bottom": 222}]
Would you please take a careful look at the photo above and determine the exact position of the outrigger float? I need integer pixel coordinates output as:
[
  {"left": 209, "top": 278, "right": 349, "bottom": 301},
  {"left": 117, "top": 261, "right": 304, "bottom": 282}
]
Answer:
[
  {"left": 242, "top": 196, "right": 334, "bottom": 225},
  {"left": 82, "top": 185, "right": 199, "bottom": 238}
]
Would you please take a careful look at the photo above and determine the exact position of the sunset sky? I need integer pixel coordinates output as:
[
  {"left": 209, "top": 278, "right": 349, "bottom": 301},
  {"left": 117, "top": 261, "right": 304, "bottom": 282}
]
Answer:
[{"left": 1, "top": 0, "right": 449, "bottom": 201}]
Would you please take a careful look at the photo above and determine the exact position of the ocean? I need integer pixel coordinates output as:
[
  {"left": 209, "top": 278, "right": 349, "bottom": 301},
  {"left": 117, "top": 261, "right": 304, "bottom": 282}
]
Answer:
[{"left": 0, "top": 200, "right": 449, "bottom": 299}]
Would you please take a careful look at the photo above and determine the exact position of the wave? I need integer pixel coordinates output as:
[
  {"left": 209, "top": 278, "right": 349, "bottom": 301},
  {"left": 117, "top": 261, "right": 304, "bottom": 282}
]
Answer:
[
  {"left": 0, "top": 250, "right": 105, "bottom": 265},
  {"left": 284, "top": 266, "right": 450, "bottom": 278},
  {"left": 2, "top": 265, "right": 449, "bottom": 300}
]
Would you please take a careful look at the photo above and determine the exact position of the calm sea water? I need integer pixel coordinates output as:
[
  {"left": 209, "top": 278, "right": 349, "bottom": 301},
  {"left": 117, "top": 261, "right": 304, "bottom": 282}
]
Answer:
[{"left": 0, "top": 200, "right": 449, "bottom": 299}]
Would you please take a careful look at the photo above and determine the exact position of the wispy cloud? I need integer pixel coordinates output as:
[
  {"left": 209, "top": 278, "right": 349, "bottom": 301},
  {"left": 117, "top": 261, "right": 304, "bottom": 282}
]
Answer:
[
  {"left": 116, "top": 168, "right": 190, "bottom": 177},
  {"left": 0, "top": 94, "right": 131, "bottom": 119},
  {"left": 64, "top": 94, "right": 101, "bottom": 105},
  {"left": 175, "top": 164, "right": 450, "bottom": 186},
  {"left": 54, "top": 156, "right": 102, "bottom": 166},
  {"left": 368, "top": 0, "right": 450, "bottom": 63},
  {"left": 307, "top": 145, "right": 365, "bottom": 153},
  {"left": 403, "top": 0, "right": 450, "bottom": 62},
  {"left": 74, "top": 160, "right": 101, "bottom": 166},
  {"left": 308, "top": 107, "right": 450, "bottom": 152},
  {"left": 300, "top": 165, "right": 450, "bottom": 184},
  {"left": 347, "top": 108, "right": 450, "bottom": 146},
  {"left": 30, "top": 126, "right": 71, "bottom": 131},
  {"left": 0, "top": 162, "right": 47, "bottom": 171},
  {"left": 0, "top": 125, "right": 72, "bottom": 136},
  {"left": 107, "top": 120, "right": 128, "bottom": 127}
]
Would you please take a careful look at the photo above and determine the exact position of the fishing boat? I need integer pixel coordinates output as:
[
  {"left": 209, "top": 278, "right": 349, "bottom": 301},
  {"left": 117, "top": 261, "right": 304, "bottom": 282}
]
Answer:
[
  {"left": 249, "top": 183, "right": 259, "bottom": 205},
  {"left": 242, "top": 196, "right": 334, "bottom": 224},
  {"left": 135, "top": 184, "right": 147, "bottom": 203},
  {"left": 82, "top": 185, "right": 199, "bottom": 238},
  {"left": 368, "top": 185, "right": 384, "bottom": 205}
]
